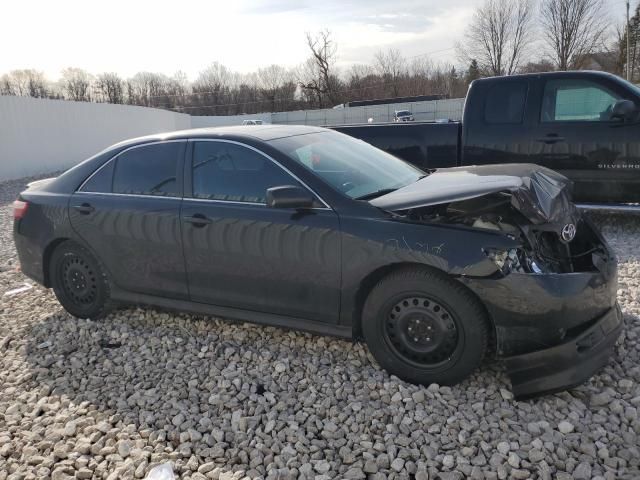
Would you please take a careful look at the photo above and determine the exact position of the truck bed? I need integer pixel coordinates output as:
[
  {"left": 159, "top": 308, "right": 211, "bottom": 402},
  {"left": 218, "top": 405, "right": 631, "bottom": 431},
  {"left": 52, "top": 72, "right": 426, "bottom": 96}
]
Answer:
[{"left": 331, "top": 122, "right": 460, "bottom": 171}]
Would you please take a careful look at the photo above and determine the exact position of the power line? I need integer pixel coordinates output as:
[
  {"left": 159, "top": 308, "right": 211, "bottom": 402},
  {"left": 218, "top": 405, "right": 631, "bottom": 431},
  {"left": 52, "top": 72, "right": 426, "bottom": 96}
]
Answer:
[{"left": 407, "top": 47, "right": 456, "bottom": 59}]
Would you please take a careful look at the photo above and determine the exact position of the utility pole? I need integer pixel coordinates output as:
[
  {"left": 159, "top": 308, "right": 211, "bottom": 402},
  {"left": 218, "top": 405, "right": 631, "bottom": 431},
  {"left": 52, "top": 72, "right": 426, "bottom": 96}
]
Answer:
[{"left": 628, "top": 0, "right": 632, "bottom": 81}]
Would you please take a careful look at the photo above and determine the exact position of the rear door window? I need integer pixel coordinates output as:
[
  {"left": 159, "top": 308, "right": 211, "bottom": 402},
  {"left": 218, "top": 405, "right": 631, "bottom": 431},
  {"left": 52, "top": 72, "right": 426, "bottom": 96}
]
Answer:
[
  {"left": 112, "top": 143, "right": 182, "bottom": 196},
  {"left": 484, "top": 82, "right": 527, "bottom": 124}
]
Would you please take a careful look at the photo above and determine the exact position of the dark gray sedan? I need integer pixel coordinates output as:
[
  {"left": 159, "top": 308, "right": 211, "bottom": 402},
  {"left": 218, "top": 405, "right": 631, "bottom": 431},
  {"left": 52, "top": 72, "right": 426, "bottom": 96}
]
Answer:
[{"left": 13, "top": 125, "right": 622, "bottom": 398}]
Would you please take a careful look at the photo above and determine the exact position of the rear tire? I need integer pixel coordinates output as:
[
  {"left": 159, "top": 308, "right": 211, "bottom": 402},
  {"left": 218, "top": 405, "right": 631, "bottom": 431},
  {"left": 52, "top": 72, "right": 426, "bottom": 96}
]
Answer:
[
  {"left": 362, "top": 267, "right": 489, "bottom": 386},
  {"left": 50, "top": 241, "right": 113, "bottom": 319}
]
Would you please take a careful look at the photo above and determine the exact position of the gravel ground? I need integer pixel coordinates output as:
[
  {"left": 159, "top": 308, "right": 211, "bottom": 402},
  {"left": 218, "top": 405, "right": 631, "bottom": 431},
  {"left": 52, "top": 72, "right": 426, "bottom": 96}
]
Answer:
[{"left": 0, "top": 175, "right": 638, "bottom": 480}]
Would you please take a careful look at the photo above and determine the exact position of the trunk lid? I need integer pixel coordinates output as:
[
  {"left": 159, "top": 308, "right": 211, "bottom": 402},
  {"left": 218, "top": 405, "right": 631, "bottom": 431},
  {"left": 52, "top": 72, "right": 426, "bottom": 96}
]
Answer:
[{"left": 26, "top": 177, "right": 57, "bottom": 191}]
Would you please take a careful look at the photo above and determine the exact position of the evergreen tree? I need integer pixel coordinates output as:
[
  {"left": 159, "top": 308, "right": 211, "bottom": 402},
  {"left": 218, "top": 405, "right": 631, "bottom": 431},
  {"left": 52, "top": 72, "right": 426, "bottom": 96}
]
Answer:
[{"left": 466, "top": 59, "right": 481, "bottom": 84}]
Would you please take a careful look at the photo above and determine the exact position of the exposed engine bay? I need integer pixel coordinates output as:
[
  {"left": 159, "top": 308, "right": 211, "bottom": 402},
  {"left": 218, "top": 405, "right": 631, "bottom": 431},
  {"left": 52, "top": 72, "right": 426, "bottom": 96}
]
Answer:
[{"left": 399, "top": 192, "right": 608, "bottom": 275}]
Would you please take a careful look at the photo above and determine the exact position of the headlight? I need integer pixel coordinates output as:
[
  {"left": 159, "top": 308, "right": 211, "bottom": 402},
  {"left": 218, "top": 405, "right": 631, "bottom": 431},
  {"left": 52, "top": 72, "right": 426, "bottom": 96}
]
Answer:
[{"left": 484, "top": 248, "right": 543, "bottom": 274}]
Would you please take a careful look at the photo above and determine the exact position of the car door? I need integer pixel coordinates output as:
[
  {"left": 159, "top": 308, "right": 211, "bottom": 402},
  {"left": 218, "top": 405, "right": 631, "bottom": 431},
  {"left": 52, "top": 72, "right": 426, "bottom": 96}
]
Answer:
[
  {"left": 69, "top": 141, "right": 189, "bottom": 299},
  {"left": 529, "top": 76, "right": 639, "bottom": 203},
  {"left": 181, "top": 139, "right": 342, "bottom": 324}
]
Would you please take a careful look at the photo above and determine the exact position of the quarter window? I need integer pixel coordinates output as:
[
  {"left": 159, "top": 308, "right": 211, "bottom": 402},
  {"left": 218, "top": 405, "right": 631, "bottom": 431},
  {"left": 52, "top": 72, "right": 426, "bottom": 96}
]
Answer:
[
  {"left": 541, "top": 79, "right": 621, "bottom": 122},
  {"left": 484, "top": 82, "right": 527, "bottom": 124},
  {"left": 192, "top": 141, "right": 305, "bottom": 204},
  {"left": 79, "top": 159, "right": 114, "bottom": 193},
  {"left": 112, "top": 143, "right": 181, "bottom": 196}
]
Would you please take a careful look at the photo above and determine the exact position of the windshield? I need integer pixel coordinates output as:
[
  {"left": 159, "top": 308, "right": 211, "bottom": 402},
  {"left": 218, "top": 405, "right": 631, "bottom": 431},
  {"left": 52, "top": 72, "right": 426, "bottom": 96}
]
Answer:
[
  {"left": 269, "top": 130, "right": 424, "bottom": 199},
  {"left": 396, "top": 110, "right": 411, "bottom": 116}
]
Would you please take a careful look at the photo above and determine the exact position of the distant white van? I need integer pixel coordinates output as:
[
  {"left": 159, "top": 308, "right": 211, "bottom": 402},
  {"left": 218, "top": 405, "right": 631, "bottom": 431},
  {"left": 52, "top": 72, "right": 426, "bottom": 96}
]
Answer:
[{"left": 242, "top": 119, "right": 264, "bottom": 125}]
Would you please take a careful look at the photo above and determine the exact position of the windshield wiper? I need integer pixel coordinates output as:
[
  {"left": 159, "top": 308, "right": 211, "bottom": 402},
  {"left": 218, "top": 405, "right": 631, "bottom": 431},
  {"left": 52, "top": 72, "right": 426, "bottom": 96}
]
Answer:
[{"left": 355, "top": 188, "right": 398, "bottom": 201}]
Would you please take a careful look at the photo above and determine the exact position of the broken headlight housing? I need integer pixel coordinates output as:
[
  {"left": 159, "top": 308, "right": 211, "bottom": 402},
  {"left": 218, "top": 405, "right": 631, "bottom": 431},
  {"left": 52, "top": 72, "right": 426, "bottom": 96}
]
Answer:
[{"left": 484, "top": 248, "right": 543, "bottom": 275}]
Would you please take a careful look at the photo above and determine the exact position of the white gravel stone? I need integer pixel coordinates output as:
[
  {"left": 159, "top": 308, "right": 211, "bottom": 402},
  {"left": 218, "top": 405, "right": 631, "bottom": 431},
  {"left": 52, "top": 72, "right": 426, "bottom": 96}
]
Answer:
[
  {"left": 496, "top": 441, "right": 510, "bottom": 455},
  {"left": 558, "top": 421, "right": 575, "bottom": 434}
]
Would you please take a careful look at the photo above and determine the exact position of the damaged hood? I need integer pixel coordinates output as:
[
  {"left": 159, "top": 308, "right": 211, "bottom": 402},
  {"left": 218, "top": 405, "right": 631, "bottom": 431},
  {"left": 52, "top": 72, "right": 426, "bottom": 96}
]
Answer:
[{"left": 371, "top": 164, "right": 578, "bottom": 225}]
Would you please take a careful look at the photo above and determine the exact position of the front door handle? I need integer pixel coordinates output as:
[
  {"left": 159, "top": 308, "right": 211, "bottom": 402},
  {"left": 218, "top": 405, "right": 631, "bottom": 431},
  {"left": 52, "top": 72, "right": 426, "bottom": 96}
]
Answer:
[
  {"left": 73, "top": 203, "right": 95, "bottom": 215},
  {"left": 183, "top": 214, "right": 211, "bottom": 227},
  {"left": 536, "top": 135, "right": 565, "bottom": 145}
]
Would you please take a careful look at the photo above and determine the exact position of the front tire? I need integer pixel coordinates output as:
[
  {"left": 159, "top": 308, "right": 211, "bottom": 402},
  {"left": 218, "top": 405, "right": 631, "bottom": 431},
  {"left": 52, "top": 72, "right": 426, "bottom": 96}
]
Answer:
[
  {"left": 362, "top": 267, "right": 489, "bottom": 386},
  {"left": 50, "top": 241, "right": 113, "bottom": 319}
]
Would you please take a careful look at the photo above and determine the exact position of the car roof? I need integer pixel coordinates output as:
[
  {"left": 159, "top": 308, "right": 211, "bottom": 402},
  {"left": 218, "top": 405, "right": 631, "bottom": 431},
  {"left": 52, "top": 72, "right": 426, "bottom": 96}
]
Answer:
[
  {"left": 472, "top": 70, "right": 621, "bottom": 84},
  {"left": 108, "top": 124, "right": 329, "bottom": 150}
]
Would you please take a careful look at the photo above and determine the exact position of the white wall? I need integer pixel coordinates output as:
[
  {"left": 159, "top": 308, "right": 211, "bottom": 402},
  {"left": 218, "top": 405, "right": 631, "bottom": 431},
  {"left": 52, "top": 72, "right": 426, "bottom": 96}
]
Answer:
[
  {"left": 0, "top": 96, "right": 465, "bottom": 181},
  {"left": 0, "top": 96, "right": 190, "bottom": 180},
  {"left": 271, "top": 98, "right": 465, "bottom": 125},
  {"left": 191, "top": 112, "right": 272, "bottom": 128}
]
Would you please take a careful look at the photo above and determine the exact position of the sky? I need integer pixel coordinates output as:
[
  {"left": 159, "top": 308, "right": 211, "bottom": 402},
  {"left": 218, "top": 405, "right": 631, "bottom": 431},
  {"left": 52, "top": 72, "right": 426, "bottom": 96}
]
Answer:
[{"left": 0, "top": 0, "right": 630, "bottom": 81}]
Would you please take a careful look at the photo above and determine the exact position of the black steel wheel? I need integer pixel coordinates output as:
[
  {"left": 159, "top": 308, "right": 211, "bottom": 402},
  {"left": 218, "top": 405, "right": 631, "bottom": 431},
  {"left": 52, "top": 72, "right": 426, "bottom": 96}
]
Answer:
[
  {"left": 50, "top": 241, "right": 113, "bottom": 319},
  {"left": 60, "top": 254, "right": 98, "bottom": 306},
  {"left": 384, "top": 296, "right": 462, "bottom": 369},
  {"left": 362, "top": 267, "right": 489, "bottom": 387}
]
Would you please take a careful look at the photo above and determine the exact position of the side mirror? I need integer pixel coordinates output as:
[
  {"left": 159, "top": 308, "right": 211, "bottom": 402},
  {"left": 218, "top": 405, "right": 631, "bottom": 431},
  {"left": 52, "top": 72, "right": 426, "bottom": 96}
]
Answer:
[
  {"left": 611, "top": 99, "right": 637, "bottom": 122},
  {"left": 266, "top": 185, "right": 315, "bottom": 209}
]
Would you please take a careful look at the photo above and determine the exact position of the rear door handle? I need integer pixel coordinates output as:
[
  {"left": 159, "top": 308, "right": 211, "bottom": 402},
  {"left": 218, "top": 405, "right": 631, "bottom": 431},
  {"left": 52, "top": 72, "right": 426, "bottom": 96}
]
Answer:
[
  {"left": 183, "top": 214, "right": 211, "bottom": 227},
  {"left": 536, "top": 135, "right": 565, "bottom": 145},
  {"left": 73, "top": 203, "right": 95, "bottom": 215}
]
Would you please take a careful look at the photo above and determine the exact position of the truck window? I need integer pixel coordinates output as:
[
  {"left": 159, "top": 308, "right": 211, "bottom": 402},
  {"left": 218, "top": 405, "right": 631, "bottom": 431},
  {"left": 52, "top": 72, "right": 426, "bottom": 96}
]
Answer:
[
  {"left": 484, "top": 82, "right": 527, "bottom": 124},
  {"left": 541, "top": 79, "right": 620, "bottom": 122}
]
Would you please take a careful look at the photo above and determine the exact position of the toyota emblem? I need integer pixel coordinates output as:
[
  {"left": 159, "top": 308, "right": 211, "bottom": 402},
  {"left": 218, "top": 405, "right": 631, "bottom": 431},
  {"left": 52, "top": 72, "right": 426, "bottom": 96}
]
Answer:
[{"left": 561, "top": 223, "right": 576, "bottom": 242}]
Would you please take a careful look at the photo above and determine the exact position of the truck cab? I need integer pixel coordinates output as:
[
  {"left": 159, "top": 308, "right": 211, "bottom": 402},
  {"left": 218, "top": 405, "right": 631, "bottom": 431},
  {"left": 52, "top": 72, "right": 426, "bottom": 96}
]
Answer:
[
  {"left": 463, "top": 71, "right": 640, "bottom": 203},
  {"left": 334, "top": 71, "right": 640, "bottom": 205}
]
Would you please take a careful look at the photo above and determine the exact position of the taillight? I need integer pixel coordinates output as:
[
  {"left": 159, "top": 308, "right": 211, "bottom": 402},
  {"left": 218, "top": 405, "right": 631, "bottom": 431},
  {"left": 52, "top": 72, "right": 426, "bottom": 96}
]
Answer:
[{"left": 13, "top": 200, "right": 29, "bottom": 220}]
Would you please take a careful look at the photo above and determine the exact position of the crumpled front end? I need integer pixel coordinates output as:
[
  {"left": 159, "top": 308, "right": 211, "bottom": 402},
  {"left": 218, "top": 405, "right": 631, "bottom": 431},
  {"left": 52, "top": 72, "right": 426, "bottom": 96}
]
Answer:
[
  {"left": 374, "top": 164, "right": 622, "bottom": 398},
  {"left": 507, "top": 165, "right": 579, "bottom": 229},
  {"left": 460, "top": 214, "right": 622, "bottom": 399},
  {"left": 504, "top": 304, "right": 622, "bottom": 399}
]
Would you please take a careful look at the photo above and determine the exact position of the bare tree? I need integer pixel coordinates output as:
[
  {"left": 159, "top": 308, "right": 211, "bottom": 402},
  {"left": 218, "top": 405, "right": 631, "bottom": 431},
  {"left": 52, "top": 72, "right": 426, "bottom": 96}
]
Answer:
[
  {"left": 258, "top": 64, "right": 288, "bottom": 109},
  {"left": 518, "top": 58, "right": 557, "bottom": 73},
  {"left": 457, "top": 0, "right": 535, "bottom": 76},
  {"left": 0, "top": 76, "right": 11, "bottom": 95},
  {"left": 0, "top": 69, "right": 48, "bottom": 97},
  {"left": 298, "top": 30, "right": 340, "bottom": 107},
  {"left": 162, "top": 71, "right": 190, "bottom": 110},
  {"left": 61, "top": 68, "right": 93, "bottom": 101},
  {"left": 611, "top": 23, "right": 629, "bottom": 78},
  {"left": 614, "top": 4, "right": 640, "bottom": 80},
  {"left": 540, "top": 0, "right": 609, "bottom": 70},
  {"left": 95, "top": 73, "right": 124, "bottom": 104},
  {"left": 192, "top": 62, "right": 233, "bottom": 113},
  {"left": 167, "top": 71, "right": 189, "bottom": 97},
  {"left": 127, "top": 72, "right": 170, "bottom": 107},
  {"left": 374, "top": 48, "right": 407, "bottom": 97}
]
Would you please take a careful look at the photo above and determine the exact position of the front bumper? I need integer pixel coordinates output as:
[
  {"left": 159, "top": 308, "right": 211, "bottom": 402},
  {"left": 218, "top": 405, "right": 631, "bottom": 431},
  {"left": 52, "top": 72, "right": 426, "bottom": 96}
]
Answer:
[{"left": 504, "top": 304, "right": 622, "bottom": 399}]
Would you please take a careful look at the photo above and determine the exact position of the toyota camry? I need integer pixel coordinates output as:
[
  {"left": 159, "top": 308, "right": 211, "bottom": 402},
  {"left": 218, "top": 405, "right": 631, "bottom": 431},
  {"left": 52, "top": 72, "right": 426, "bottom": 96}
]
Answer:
[{"left": 13, "top": 125, "right": 622, "bottom": 398}]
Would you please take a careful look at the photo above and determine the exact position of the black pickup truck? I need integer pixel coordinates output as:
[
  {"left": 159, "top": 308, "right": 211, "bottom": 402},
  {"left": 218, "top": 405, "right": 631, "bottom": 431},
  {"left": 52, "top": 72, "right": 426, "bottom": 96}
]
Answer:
[{"left": 333, "top": 71, "right": 640, "bottom": 206}]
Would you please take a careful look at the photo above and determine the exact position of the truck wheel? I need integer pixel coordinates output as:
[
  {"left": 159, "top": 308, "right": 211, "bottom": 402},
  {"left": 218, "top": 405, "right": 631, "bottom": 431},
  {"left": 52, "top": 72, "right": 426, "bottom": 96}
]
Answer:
[
  {"left": 362, "top": 267, "right": 489, "bottom": 386},
  {"left": 50, "top": 241, "right": 113, "bottom": 320}
]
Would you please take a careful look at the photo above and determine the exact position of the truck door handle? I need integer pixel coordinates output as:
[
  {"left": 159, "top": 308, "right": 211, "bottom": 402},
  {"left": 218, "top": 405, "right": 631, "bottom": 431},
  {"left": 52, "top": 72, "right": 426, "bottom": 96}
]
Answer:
[
  {"left": 73, "top": 203, "right": 95, "bottom": 215},
  {"left": 536, "top": 135, "right": 565, "bottom": 145},
  {"left": 183, "top": 214, "right": 211, "bottom": 227}
]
